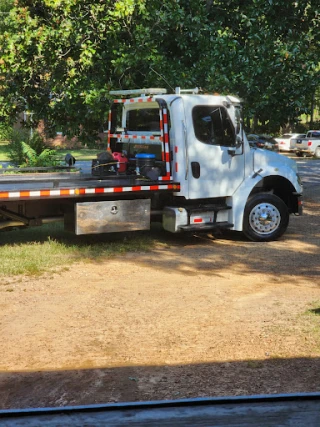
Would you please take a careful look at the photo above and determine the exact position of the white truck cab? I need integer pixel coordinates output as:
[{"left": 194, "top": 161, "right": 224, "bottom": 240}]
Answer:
[{"left": 107, "top": 87, "right": 303, "bottom": 241}]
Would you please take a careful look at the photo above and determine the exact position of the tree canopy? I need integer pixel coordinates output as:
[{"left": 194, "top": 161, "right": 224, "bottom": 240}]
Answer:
[{"left": 0, "top": 0, "right": 319, "bottom": 140}]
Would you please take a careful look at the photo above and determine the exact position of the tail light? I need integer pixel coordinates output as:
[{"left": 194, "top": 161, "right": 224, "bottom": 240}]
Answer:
[{"left": 308, "top": 141, "right": 312, "bottom": 146}]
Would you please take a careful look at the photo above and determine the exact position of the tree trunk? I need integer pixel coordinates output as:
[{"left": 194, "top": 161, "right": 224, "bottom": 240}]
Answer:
[{"left": 310, "top": 91, "right": 315, "bottom": 129}]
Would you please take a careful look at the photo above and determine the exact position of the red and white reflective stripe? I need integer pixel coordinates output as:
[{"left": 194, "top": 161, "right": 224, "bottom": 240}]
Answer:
[
  {"left": 175, "top": 146, "right": 178, "bottom": 173},
  {"left": 107, "top": 110, "right": 112, "bottom": 150},
  {"left": 113, "top": 97, "right": 153, "bottom": 104},
  {"left": 0, "top": 184, "right": 180, "bottom": 201},
  {"left": 159, "top": 107, "right": 171, "bottom": 180},
  {"left": 109, "top": 134, "right": 163, "bottom": 142},
  {"left": 159, "top": 109, "right": 164, "bottom": 161}
]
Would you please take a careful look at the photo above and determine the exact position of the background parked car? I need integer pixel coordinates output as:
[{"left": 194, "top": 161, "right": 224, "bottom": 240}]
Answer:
[
  {"left": 275, "top": 133, "right": 305, "bottom": 152},
  {"left": 247, "top": 134, "right": 265, "bottom": 148},
  {"left": 247, "top": 134, "right": 279, "bottom": 151},
  {"left": 290, "top": 134, "right": 306, "bottom": 153}
]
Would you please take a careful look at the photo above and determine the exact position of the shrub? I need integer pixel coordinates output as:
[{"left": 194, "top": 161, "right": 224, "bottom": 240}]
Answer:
[
  {"left": 8, "top": 128, "right": 30, "bottom": 165},
  {"left": 8, "top": 129, "right": 57, "bottom": 167},
  {"left": 21, "top": 141, "right": 57, "bottom": 167},
  {"left": 0, "top": 123, "right": 13, "bottom": 142}
]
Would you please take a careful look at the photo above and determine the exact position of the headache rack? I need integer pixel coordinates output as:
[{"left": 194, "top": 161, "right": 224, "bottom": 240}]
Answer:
[{"left": 107, "top": 89, "right": 171, "bottom": 181}]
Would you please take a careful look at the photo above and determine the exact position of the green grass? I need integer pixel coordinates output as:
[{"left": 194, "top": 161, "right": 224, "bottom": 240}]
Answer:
[
  {"left": 0, "top": 141, "right": 101, "bottom": 162},
  {"left": 0, "top": 142, "right": 10, "bottom": 161},
  {"left": 0, "top": 223, "right": 154, "bottom": 276},
  {"left": 305, "top": 302, "right": 320, "bottom": 317},
  {"left": 55, "top": 148, "right": 101, "bottom": 161}
]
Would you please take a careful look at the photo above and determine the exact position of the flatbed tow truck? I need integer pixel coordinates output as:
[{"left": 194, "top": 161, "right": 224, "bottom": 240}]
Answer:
[{"left": 0, "top": 87, "right": 302, "bottom": 241}]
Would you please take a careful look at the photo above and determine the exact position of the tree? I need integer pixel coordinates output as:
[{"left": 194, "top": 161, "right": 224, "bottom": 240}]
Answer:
[
  {"left": 0, "top": 0, "right": 13, "bottom": 33},
  {"left": 0, "top": 0, "right": 319, "bottom": 139}
]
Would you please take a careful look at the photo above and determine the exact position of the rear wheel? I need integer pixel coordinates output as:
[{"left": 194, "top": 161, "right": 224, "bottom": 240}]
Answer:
[
  {"left": 314, "top": 147, "right": 320, "bottom": 159},
  {"left": 295, "top": 151, "right": 303, "bottom": 157},
  {"left": 243, "top": 193, "right": 289, "bottom": 242}
]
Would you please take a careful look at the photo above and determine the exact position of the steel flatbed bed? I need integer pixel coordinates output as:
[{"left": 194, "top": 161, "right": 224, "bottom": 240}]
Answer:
[{"left": 0, "top": 168, "right": 180, "bottom": 202}]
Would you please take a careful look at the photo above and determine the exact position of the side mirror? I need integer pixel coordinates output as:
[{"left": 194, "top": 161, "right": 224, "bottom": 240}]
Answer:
[
  {"left": 228, "top": 147, "right": 236, "bottom": 156},
  {"left": 235, "top": 135, "right": 243, "bottom": 148},
  {"left": 228, "top": 136, "right": 243, "bottom": 156}
]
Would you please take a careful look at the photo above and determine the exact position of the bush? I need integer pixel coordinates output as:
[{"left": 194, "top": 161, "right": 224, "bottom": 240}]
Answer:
[
  {"left": 0, "top": 123, "right": 13, "bottom": 142},
  {"left": 8, "top": 129, "right": 57, "bottom": 167},
  {"left": 8, "top": 128, "right": 30, "bottom": 165},
  {"left": 20, "top": 141, "right": 57, "bottom": 167}
]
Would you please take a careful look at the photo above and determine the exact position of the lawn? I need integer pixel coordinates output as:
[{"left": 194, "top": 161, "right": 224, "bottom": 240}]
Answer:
[
  {"left": 0, "top": 222, "right": 154, "bottom": 276},
  {"left": 55, "top": 147, "right": 101, "bottom": 161},
  {"left": 0, "top": 142, "right": 10, "bottom": 161},
  {"left": 0, "top": 141, "right": 101, "bottom": 162}
]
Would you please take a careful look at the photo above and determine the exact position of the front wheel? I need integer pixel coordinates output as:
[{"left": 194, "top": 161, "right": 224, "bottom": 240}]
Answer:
[{"left": 243, "top": 193, "right": 289, "bottom": 242}]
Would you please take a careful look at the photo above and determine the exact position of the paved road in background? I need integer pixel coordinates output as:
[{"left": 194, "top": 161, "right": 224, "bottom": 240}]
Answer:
[{"left": 295, "top": 158, "right": 320, "bottom": 187}]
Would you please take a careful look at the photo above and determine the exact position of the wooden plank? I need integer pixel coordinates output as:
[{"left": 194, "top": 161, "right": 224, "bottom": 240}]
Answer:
[{"left": 1, "top": 393, "right": 320, "bottom": 426}]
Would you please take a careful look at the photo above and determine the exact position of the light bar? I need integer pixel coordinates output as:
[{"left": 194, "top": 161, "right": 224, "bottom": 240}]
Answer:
[
  {"left": 226, "top": 95, "right": 242, "bottom": 104},
  {"left": 109, "top": 88, "right": 167, "bottom": 96},
  {"left": 175, "top": 87, "right": 199, "bottom": 95}
]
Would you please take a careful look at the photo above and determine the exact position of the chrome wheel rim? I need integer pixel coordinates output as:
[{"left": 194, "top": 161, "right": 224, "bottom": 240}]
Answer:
[{"left": 249, "top": 202, "right": 281, "bottom": 235}]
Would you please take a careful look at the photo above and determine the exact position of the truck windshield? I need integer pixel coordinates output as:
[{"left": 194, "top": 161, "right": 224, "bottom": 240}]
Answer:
[
  {"left": 308, "top": 131, "right": 320, "bottom": 138},
  {"left": 192, "top": 106, "right": 235, "bottom": 147},
  {"left": 126, "top": 108, "right": 161, "bottom": 132}
]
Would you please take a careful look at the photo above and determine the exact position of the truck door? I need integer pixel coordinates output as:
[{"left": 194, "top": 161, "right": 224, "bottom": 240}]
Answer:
[{"left": 185, "top": 101, "right": 245, "bottom": 199}]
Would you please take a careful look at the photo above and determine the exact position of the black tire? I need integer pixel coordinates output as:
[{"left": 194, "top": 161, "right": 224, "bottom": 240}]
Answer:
[
  {"left": 243, "top": 193, "right": 289, "bottom": 242},
  {"left": 295, "top": 151, "right": 303, "bottom": 157},
  {"left": 314, "top": 146, "right": 320, "bottom": 159}
]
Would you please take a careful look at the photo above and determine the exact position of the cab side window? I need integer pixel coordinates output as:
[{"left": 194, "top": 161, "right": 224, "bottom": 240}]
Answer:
[{"left": 192, "top": 106, "right": 235, "bottom": 147}]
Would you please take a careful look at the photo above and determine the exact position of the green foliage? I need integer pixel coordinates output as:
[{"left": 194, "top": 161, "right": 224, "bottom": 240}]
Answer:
[
  {"left": 0, "top": 122, "right": 12, "bottom": 142},
  {"left": 20, "top": 141, "right": 57, "bottom": 167},
  {"left": 8, "top": 129, "right": 57, "bottom": 166},
  {"left": 7, "top": 128, "right": 30, "bottom": 165},
  {"left": 0, "top": 0, "right": 319, "bottom": 135},
  {"left": 0, "top": 0, "right": 14, "bottom": 33}
]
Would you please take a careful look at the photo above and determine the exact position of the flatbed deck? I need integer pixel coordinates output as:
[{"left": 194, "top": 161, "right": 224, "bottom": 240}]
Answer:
[{"left": 0, "top": 168, "right": 179, "bottom": 201}]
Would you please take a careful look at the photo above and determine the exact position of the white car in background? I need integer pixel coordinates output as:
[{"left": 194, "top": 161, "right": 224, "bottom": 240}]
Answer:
[
  {"left": 290, "top": 133, "right": 306, "bottom": 152},
  {"left": 275, "top": 133, "right": 306, "bottom": 152}
]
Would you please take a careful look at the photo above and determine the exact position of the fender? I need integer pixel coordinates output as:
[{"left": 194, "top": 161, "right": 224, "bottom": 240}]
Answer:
[{"left": 230, "top": 150, "right": 302, "bottom": 231}]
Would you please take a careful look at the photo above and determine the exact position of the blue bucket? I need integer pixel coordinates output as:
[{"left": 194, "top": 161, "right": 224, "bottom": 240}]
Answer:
[
  {"left": 135, "top": 153, "right": 156, "bottom": 177},
  {"left": 135, "top": 153, "right": 156, "bottom": 159}
]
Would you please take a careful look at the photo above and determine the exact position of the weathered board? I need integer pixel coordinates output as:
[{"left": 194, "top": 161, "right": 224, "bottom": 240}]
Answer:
[{"left": 1, "top": 393, "right": 320, "bottom": 426}]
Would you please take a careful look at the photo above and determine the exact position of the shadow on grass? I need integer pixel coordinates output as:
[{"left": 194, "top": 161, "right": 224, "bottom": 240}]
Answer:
[
  {"left": 0, "top": 195, "right": 319, "bottom": 279},
  {"left": 0, "top": 222, "right": 157, "bottom": 275},
  {"left": 308, "top": 308, "right": 320, "bottom": 316}
]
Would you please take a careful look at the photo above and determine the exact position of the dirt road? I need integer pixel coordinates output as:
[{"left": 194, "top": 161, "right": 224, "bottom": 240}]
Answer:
[{"left": 0, "top": 176, "right": 319, "bottom": 409}]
